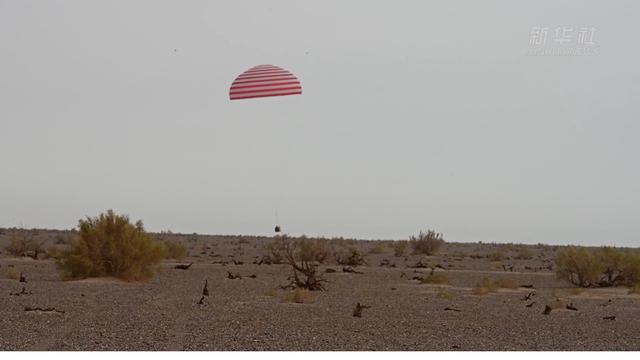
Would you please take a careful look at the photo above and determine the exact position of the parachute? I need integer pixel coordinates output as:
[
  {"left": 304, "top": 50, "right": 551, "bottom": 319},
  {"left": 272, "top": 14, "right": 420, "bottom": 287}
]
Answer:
[
  {"left": 229, "top": 64, "right": 302, "bottom": 100},
  {"left": 229, "top": 64, "right": 301, "bottom": 234}
]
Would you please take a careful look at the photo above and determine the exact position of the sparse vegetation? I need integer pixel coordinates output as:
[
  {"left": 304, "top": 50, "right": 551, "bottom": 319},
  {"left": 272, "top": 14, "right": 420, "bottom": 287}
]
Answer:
[
  {"left": 392, "top": 241, "right": 408, "bottom": 257},
  {"left": 556, "top": 246, "right": 640, "bottom": 288},
  {"left": 4, "top": 230, "right": 46, "bottom": 259},
  {"left": 163, "top": 240, "right": 188, "bottom": 261},
  {"left": 270, "top": 236, "right": 327, "bottom": 291},
  {"left": 57, "top": 210, "right": 166, "bottom": 281},
  {"left": 410, "top": 230, "right": 444, "bottom": 256},
  {"left": 336, "top": 247, "right": 366, "bottom": 266},
  {"left": 297, "top": 237, "right": 331, "bottom": 264},
  {"left": 629, "top": 286, "right": 640, "bottom": 295}
]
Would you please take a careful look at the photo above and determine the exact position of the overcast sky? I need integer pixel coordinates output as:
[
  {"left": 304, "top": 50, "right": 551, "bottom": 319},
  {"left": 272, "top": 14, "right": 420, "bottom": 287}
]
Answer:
[{"left": 1, "top": 1, "right": 638, "bottom": 246}]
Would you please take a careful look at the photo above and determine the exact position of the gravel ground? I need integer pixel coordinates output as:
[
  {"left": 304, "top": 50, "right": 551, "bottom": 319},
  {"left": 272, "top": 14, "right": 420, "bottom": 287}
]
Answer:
[{"left": 0, "top": 234, "right": 639, "bottom": 351}]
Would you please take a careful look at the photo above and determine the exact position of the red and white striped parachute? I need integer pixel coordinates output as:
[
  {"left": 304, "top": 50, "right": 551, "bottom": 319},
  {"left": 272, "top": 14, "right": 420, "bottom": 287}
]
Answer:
[{"left": 229, "top": 65, "right": 302, "bottom": 100}]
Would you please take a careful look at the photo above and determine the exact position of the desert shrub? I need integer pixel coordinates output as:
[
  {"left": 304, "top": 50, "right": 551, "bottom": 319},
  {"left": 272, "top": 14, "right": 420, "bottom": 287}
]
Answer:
[
  {"left": 270, "top": 236, "right": 327, "bottom": 291},
  {"left": 629, "top": 286, "right": 640, "bottom": 295},
  {"left": 266, "top": 237, "right": 285, "bottom": 264},
  {"left": 57, "top": 210, "right": 166, "bottom": 281},
  {"left": 264, "top": 288, "right": 279, "bottom": 297},
  {"left": 4, "top": 230, "right": 46, "bottom": 259},
  {"left": 410, "top": 230, "right": 444, "bottom": 256},
  {"left": 556, "top": 246, "right": 640, "bottom": 287},
  {"left": 296, "top": 237, "right": 331, "bottom": 264},
  {"left": 163, "top": 240, "right": 188, "bottom": 260},
  {"left": 44, "top": 245, "right": 66, "bottom": 260},
  {"left": 392, "top": 241, "right": 408, "bottom": 257},
  {"left": 336, "top": 247, "right": 366, "bottom": 266},
  {"left": 420, "top": 273, "right": 450, "bottom": 285}
]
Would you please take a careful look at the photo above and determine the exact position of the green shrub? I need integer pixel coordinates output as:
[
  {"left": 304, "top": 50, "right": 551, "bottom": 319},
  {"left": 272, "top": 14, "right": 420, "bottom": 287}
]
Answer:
[
  {"left": 57, "top": 210, "right": 166, "bottom": 281},
  {"left": 410, "top": 230, "right": 444, "bottom": 256},
  {"left": 163, "top": 240, "right": 188, "bottom": 260},
  {"left": 556, "top": 246, "right": 640, "bottom": 288}
]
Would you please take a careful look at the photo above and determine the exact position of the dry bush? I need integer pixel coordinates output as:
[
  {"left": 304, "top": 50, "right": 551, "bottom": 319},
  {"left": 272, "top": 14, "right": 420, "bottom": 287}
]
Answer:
[
  {"left": 420, "top": 273, "right": 450, "bottom": 285},
  {"left": 336, "top": 247, "right": 366, "bottom": 266},
  {"left": 57, "top": 210, "right": 166, "bottom": 281},
  {"left": 266, "top": 237, "right": 285, "bottom": 264},
  {"left": 4, "top": 230, "right": 46, "bottom": 259},
  {"left": 271, "top": 236, "right": 327, "bottom": 291},
  {"left": 281, "top": 288, "right": 317, "bottom": 304},
  {"left": 392, "top": 241, "right": 408, "bottom": 257},
  {"left": 410, "top": 230, "right": 444, "bottom": 256},
  {"left": 296, "top": 237, "right": 331, "bottom": 264},
  {"left": 44, "top": 245, "right": 66, "bottom": 260},
  {"left": 163, "top": 240, "right": 188, "bottom": 260},
  {"left": 629, "top": 286, "right": 640, "bottom": 295},
  {"left": 556, "top": 246, "right": 640, "bottom": 288}
]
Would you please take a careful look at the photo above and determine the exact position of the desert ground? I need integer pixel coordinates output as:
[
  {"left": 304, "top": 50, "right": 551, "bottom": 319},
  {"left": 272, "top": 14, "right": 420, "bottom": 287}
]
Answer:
[{"left": 1, "top": 229, "right": 639, "bottom": 351}]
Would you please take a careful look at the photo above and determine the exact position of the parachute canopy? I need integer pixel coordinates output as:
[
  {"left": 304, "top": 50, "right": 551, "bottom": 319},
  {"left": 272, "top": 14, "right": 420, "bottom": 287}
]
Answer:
[{"left": 229, "top": 64, "right": 302, "bottom": 100}]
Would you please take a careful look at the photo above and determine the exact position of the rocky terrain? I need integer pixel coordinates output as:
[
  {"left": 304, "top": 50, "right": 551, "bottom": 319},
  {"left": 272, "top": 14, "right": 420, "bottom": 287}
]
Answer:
[{"left": 1, "top": 229, "right": 639, "bottom": 351}]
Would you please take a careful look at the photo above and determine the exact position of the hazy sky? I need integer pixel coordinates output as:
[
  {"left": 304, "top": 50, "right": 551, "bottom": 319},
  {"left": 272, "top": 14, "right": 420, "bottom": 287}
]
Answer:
[{"left": 1, "top": 1, "right": 638, "bottom": 246}]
